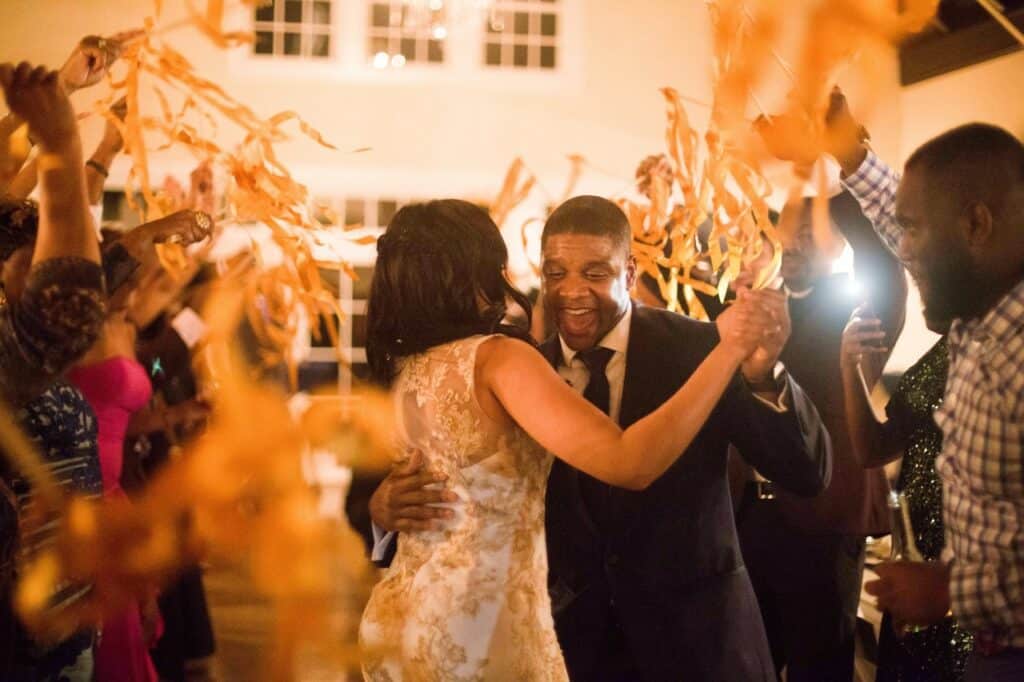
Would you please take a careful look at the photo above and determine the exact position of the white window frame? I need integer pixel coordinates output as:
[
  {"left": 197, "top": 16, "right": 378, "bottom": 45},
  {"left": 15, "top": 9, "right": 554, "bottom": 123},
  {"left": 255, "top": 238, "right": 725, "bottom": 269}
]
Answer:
[
  {"left": 252, "top": 0, "right": 335, "bottom": 59},
  {"left": 228, "top": 0, "right": 584, "bottom": 92},
  {"left": 483, "top": 0, "right": 562, "bottom": 71}
]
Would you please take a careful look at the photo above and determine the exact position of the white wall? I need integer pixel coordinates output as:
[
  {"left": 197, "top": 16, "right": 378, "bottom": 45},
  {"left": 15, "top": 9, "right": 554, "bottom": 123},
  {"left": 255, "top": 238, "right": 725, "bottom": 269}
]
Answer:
[
  {"left": 0, "top": 0, "right": 713, "bottom": 198},
  {"left": 900, "top": 50, "right": 1024, "bottom": 158}
]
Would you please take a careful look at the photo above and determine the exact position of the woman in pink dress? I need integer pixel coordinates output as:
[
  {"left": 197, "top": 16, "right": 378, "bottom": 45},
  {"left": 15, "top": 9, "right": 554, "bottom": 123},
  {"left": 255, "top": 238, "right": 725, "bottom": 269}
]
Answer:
[{"left": 69, "top": 311, "right": 158, "bottom": 682}]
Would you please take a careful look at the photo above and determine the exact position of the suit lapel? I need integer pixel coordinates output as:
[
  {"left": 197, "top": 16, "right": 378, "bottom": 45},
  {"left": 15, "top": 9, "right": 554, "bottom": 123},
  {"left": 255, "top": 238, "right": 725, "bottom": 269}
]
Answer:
[
  {"left": 539, "top": 335, "right": 561, "bottom": 369},
  {"left": 539, "top": 332, "right": 602, "bottom": 540},
  {"left": 620, "top": 302, "right": 655, "bottom": 428}
]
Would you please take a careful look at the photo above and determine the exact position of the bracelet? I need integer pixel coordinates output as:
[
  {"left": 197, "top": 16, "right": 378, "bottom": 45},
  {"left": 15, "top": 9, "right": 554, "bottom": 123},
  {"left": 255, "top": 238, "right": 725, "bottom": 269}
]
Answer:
[{"left": 86, "top": 159, "right": 109, "bottom": 177}]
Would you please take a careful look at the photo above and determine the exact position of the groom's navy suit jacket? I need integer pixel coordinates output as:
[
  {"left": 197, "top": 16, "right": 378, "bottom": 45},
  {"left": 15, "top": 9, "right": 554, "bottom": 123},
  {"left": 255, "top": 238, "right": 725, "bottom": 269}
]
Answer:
[{"left": 541, "top": 303, "right": 832, "bottom": 681}]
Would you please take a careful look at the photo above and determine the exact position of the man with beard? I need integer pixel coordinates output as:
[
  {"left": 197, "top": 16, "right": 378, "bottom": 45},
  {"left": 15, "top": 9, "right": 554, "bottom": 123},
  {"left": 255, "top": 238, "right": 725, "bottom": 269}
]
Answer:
[{"left": 825, "top": 91, "right": 1024, "bottom": 682}]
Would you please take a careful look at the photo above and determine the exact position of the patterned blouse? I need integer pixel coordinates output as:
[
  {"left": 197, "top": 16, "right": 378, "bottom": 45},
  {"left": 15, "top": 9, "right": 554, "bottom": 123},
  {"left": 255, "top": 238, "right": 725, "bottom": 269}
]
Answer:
[{"left": 0, "top": 257, "right": 106, "bottom": 407}]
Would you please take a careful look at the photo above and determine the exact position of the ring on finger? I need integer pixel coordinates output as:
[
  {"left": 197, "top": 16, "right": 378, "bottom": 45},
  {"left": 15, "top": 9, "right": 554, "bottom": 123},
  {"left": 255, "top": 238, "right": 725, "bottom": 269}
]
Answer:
[{"left": 193, "top": 210, "right": 212, "bottom": 232}]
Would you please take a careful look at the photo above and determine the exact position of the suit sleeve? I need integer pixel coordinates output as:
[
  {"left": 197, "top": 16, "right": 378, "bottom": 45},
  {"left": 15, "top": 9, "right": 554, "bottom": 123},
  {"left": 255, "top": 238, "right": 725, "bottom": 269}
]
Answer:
[{"left": 724, "top": 371, "right": 833, "bottom": 498}]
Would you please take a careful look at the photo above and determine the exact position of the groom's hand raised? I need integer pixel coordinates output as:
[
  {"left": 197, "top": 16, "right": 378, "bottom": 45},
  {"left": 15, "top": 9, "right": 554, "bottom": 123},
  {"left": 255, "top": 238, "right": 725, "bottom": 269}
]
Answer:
[{"left": 369, "top": 450, "right": 458, "bottom": 533}]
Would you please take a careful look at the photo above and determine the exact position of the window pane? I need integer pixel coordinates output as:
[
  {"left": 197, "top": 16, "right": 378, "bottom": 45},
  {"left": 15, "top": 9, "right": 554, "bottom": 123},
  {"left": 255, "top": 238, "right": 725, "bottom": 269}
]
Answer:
[
  {"left": 254, "top": 30, "right": 274, "bottom": 54},
  {"left": 311, "top": 33, "right": 330, "bottom": 57},
  {"left": 370, "top": 36, "right": 388, "bottom": 57},
  {"left": 284, "top": 32, "right": 302, "bottom": 55},
  {"left": 427, "top": 39, "right": 444, "bottom": 63},
  {"left": 513, "top": 43, "right": 528, "bottom": 67},
  {"left": 400, "top": 37, "right": 417, "bottom": 61},
  {"left": 352, "top": 265, "right": 374, "bottom": 298},
  {"left": 284, "top": 0, "right": 303, "bottom": 22},
  {"left": 255, "top": 2, "right": 275, "bottom": 22},
  {"left": 345, "top": 199, "right": 365, "bottom": 227},
  {"left": 372, "top": 3, "right": 390, "bottom": 27},
  {"left": 540, "top": 45, "right": 556, "bottom": 68},
  {"left": 541, "top": 13, "right": 557, "bottom": 36},
  {"left": 313, "top": 0, "right": 331, "bottom": 24},
  {"left": 298, "top": 362, "right": 338, "bottom": 390},
  {"left": 514, "top": 11, "right": 529, "bottom": 35},
  {"left": 378, "top": 200, "right": 398, "bottom": 227},
  {"left": 485, "top": 42, "right": 501, "bottom": 65}
]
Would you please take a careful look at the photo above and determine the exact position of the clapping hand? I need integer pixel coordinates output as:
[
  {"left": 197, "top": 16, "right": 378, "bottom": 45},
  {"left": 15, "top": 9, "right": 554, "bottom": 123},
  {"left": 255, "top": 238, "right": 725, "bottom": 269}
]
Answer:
[
  {"left": 737, "top": 288, "right": 790, "bottom": 386},
  {"left": 717, "top": 288, "right": 785, "bottom": 364}
]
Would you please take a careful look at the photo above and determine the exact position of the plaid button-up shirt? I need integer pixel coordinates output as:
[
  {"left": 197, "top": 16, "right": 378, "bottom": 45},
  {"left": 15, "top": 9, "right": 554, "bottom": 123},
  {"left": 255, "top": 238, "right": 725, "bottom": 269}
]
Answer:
[{"left": 844, "top": 150, "right": 1024, "bottom": 648}]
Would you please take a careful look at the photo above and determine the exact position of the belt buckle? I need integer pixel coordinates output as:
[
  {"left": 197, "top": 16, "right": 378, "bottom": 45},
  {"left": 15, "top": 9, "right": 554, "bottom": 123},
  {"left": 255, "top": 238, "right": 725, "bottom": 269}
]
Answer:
[{"left": 756, "top": 481, "right": 775, "bottom": 501}]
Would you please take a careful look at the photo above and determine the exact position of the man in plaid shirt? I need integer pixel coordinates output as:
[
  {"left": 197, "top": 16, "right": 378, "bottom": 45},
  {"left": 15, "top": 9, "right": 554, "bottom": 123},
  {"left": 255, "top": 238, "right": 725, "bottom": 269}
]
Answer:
[{"left": 805, "top": 91, "right": 1024, "bottom": 681}]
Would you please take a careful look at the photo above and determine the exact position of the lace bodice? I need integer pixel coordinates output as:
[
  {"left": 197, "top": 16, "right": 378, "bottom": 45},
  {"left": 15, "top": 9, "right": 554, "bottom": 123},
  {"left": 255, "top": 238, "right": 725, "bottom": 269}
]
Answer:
[{"left": 361, "top": 335, "right": 567, "bottom": 681}]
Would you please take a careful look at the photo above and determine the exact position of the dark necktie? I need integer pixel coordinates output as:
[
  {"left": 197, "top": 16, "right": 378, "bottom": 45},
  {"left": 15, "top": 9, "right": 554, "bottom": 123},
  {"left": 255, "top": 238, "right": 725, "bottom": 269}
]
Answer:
[
  {"left": 579, "top": 347, "right": 615, "bottom": 416},
  {"left": 577, "top": 346, "right": 615, "bottom": 528}
]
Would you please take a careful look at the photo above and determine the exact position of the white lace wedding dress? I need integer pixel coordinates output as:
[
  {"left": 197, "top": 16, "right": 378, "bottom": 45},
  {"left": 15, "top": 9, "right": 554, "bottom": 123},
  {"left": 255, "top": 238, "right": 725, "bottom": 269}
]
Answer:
[{"left": 359, "top": 335, "right": 568, "bottom": 681}]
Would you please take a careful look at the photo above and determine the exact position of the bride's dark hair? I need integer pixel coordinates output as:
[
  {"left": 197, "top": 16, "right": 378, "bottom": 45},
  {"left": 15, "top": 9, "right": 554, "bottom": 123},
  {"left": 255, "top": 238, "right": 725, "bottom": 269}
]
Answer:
[{"left": 366, "top": 199, "right": 534, "bottom": 387}]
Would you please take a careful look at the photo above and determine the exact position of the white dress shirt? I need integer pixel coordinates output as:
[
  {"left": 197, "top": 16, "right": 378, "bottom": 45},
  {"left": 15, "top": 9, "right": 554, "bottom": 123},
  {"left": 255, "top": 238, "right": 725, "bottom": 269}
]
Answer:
[{"left": 556, "top": 306, "right": 632, "bottom": 422}]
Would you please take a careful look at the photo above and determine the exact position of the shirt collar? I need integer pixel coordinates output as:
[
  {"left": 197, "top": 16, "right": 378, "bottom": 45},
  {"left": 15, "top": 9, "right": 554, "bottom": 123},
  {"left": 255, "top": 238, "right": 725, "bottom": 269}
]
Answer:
[
  {"left": 949, "top": 278, "right": 1024, "bottom": 350},
  {"left": 559, "top": 304, "right": 632, "bottom": 367}
]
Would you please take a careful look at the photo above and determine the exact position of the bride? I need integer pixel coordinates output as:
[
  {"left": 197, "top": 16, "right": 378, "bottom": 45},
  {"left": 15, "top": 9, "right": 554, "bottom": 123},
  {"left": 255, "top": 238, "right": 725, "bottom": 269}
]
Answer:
[{"left": 358, "top": 199, "right": 776, "bottom": 680}]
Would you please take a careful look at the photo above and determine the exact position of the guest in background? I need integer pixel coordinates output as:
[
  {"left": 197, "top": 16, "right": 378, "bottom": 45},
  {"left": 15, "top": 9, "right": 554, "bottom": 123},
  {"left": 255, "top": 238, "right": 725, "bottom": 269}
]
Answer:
[
  {"left": 125, "top": 266, "right": 217, "bottom": 682},
  {"left": 66, "top": 208, "right": 210, "bottom": 682},
  {"left": 730, "top": 191, "right": 906, "bottom": 681}
]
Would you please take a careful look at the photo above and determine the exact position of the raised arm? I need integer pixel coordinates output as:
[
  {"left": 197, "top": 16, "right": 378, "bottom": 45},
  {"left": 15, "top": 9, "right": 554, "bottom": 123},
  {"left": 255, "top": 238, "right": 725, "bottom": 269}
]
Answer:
[
  {"left": 830, "top": 189, "right": 907, "bottom": 349},
  {"left": 0, "top": 63, "right": 99, "bottom": 267},
  {"left": 480, "top": 297, "right": 767, "bottom": 490},
  {"left": 85, "top": 97, "right": 126, "bottom": 206},
  {"left": 115, "top": 209, "right": 213, "bottom": 268},
  {"left": 839, "top": 311, "right": 906, "bottom": 468},
  {"left": 825, "top": 88, "right": 903, "bottom": 256},
  {"left": 0, "top": 63, "right": 106, "bottom": 405}
]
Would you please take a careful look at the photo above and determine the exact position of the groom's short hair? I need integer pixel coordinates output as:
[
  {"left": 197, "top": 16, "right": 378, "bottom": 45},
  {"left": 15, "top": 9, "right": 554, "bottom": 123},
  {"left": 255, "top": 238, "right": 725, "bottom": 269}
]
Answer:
[{"left": 542, "top": 195, "right": 632, "bottom": 256}]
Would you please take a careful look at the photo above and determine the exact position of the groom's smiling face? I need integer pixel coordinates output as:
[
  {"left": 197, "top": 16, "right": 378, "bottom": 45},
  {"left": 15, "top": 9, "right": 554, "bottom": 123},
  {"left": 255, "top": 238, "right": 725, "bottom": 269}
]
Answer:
[{"left": 541, "top": 233, "right": 636, "bottom": 351}]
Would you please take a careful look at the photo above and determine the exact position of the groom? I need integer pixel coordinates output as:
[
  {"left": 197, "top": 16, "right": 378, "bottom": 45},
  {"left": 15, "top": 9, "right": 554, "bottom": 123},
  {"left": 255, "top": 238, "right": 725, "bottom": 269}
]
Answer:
[{"left": 366, "top": 196, "right": 832, "bottom": 680}]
